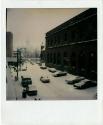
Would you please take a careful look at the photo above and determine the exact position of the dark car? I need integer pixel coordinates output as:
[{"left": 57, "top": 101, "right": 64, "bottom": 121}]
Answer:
[
  {"left": 22, "top": 86, "right": 37, "bottom": 98},
  {"left": 27, "top": 90, "right": 37, "bottom": 96},
  {"left": 22, "top": 89, "right": 27, "bottom": 98},
  {"left": 26, "top": 86, "right": 37, "bottom": 96},
  {"left": 21, "top": 77, "right": 32, "bottom": 87},
  {"left": 74, "top": 79, "right": 97, "bottom": 89}
]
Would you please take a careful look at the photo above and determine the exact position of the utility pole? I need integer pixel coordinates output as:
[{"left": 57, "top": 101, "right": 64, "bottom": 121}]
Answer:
[{"left": 17, "top": 50, "right": 19, "bottom": 80}]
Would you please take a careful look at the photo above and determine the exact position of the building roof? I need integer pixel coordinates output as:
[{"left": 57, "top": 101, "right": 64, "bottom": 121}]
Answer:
[{"left": 46, "top": 8, "right": 97, "bottom": 37}]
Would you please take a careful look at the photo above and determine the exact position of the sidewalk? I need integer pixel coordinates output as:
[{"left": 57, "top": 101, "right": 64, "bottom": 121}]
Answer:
[
  {"left": 6, "top": 67, "right": 17, "bottom": 100},
  {"left": 6, "top": 66, "right": 40, "bottom": 100}
]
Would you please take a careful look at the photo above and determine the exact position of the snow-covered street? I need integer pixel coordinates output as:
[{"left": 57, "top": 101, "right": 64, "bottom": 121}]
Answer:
[{"left": 7, "top": 61, "right": 97, "bottom": 100}]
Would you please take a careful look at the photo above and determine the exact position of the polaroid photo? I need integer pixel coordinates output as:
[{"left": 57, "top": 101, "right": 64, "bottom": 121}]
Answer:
[
  {"left": 6, "top": 8, "right": 97, "bottom": 101},
  {"left": 0, "top": 0, "right": 103, "bottom": 125}
]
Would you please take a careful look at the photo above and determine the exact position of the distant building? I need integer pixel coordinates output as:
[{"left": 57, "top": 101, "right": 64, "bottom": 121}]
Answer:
[
  {"left": 7, "top": 50, "right": 22, "bottom": 66},
  {"left": 45, "top": 8, "right": 97, "bottom": 80},
  {"left": 40, "top": 43, "right": 45, "bottom": 62},
  {"left": 6, "top": 32, "right": 13, "bottom": 57}
]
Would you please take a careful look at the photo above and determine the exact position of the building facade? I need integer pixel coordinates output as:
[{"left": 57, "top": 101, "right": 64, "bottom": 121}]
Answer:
[
  {"left": 45, "top": 8, "right": 97, "bottom": 80},
  {"left": 6, "top": 32, "right": 13, "bottom": 57}
]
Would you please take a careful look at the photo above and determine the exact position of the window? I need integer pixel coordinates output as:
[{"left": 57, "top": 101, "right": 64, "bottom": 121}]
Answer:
[
  {"left": 71, "top": 30, "right": 75, "bottom": 42},
  {"left": 50, "top": 53, "right": 52, "bottom": 63},
  {"left": 54, "top": 36, "right": 56, "bottom": 46},
  {"left": 53, "top": 53, "right": 56, "bottom": 64},
  {"left": 70, "top": 52, "right": 76, "bottom": 68},
  {"left": 63, "top": 52, "right": 68, "bottom": 65},
  {"left": 50, "top": 39, "right": 52, "bottom": 46},
  {"left": 64, "top": 31, "right": 68, "bottom": 41},
  {"left": 78, "top": 51, "right": 86, "bottom": 71},
  {"left": 57, "top": 53, "right": 61, "bottom": 65},
  {"left": 89, "top": 52, "right": 97, "bottom": 72},
  {"left": 48, "top": 40, "right": 50, "bottom": 47},
  {"left": 47, "top": 53, "right": 49, "bottom": 63},
  {"left": 57, "top": 35, "right": 60, "bottom": 45}
]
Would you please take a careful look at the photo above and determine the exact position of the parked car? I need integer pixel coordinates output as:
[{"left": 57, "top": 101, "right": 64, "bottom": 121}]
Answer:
[
  {"left": 40, "top": 66, "right": 47, "bottom": 69},
  {"left": 48, "top": 68, "right": 56, "bottom": 73},
  {"left": 26, "top": 86, "right": 37, "bottom": 96},
  {"left": 40, "top": 76, "right": 50, "bottom": 83},
  {"left": 53, "top": 71, "right": 67, "bottom": 77},
  {"left": 22, "top": 86, "right": 37, "bottom": 98},
  {"left": 36, "top": 62, "right": 41, "bottom": 65},
  {"left": 22, "top": 66, "right": 27, "bottom": 71},
  {"left": 22, "top": 68, "right": 27, "bottom": 71},
  {"left": 30, "top": 62, "right": 34, "bottom": 65},
  {"left": 21, "top": 77, "right": 32, "bottom": 87},
  {"left": 22, "top": 89, "right": 27, "bottom": 98},
  {"left": 73, "top": 79, "right": 97, "bottom": 89},
  {"left": 37, "top": 62, "right": 42, "bottom": 66},
  {"left": 65, "top": 76, "right": 85, "bottom": 84}
]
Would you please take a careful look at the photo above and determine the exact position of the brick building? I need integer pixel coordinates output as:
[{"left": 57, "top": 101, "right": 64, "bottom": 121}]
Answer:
[{"left": 45, "top": 8, "right": 97, "bottom": 80}]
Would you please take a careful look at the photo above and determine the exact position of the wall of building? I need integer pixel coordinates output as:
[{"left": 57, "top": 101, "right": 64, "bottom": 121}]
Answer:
[
  {"left": 6, "top": 32, "right": 13, "bottom": 57},
  {"left": 45, "top": 8, "right": 97, "bottom": 80}
]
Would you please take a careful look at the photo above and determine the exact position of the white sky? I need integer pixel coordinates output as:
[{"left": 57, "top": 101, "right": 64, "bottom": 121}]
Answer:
[{"left": 7, "top": 8, "right": 88, "bottom": 51}]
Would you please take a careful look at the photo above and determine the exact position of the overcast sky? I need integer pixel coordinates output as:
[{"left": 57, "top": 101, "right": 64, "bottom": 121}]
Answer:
[{"left": 7, "top": 8, "right": 88, "bottom": 51}]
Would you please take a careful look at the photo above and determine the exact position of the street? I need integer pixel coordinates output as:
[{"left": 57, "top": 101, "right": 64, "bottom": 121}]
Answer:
[{"left": 7, "top": 61, "right": 97, "bottom": 100}]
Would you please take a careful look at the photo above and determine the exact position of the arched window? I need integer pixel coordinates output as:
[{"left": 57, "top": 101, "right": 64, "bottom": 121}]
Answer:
[
  {"left": 53, "top": 53, "right": 56, "bottom": 64},
  {"left": 57, "top": 35, "right": 60, "bottom": 45},
  {"left": 89, "top": 51, "right": 97, "bottom": 72},
  {"left": 78, "top": 51, "right": 86, "bottom": 71},
  {"left": 47, "top": 53, "right": 49, "bottom": 63},
  {"left": 63, "top": 52, "right": 68, "bottom": 65},
  {"left": 70, "top": 52, "right": 76, "bottom": 68},
  {"left": 64, "top": 31, "right": 68, "bottom": 42},
  {"left": 54, "top": 36, "right": 56, "bottom": 46},
  {"left": 57, "top": 53, "right": 61, "bottom": 65},
  {"left": 50, "top": 53, "right": 52, "bottom": 63}
]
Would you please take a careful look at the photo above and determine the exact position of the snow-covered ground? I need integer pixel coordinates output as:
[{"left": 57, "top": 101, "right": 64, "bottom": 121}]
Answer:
[{"left": 7, "top": 61, "right": 97, "bottom": 100}]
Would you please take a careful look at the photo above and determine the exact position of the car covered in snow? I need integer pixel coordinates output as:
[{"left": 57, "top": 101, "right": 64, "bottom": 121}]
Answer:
[
  {"left": 22, "top": 66, "right": 27, "bottom": 71},
  {"left": 48, "top": 68, "right": 56, "bottom": 73},
  {"left": 40, "top": 76, "right": 50, "bottom": 83},
  {"left": 38, "top": 62, "right": 42, "bottom": 66},
  {"left": 36, "top": 61, "right": 41, "bottom": 65},
  {"left": 73, "top": 79, "right": 97, "bottom": 89},
  {"left": 30, "top": 62, "right": 34, "bottom": 65},
  {"left": 40, "top": 66, "right": 47, "bottom": 69},
  {"left": 53, "top": 71, "right": 67, "bottom": 77},
  {"left": 65, "top": 76, "right": 85, "bottom": 84}
]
